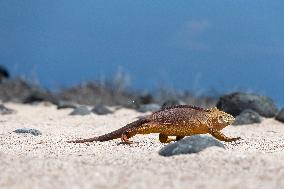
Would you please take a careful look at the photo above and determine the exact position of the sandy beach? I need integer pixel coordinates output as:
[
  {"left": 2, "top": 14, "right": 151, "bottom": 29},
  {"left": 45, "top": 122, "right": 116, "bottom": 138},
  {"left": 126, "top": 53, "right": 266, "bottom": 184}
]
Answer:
[{"left": 0, "top": 103, "right": 284, "bottom": 189}]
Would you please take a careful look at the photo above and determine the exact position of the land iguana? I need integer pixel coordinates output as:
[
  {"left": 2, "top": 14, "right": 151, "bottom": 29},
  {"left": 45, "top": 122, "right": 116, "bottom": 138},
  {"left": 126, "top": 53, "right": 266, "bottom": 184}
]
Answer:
[{"left": 68, "top": 105, "right": 240, "bottom": 144}]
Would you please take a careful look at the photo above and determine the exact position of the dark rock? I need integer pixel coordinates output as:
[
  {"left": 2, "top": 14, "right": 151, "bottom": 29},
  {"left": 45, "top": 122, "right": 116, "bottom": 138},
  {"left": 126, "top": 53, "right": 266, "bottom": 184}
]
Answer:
[
  {"left": 159, "top": 135, "right": 225, "bottom": 157},
  {"left": 13, "top": 128, "right": 42, "bottom": 136},
  {"left": 137, "top": 94, "right": 154, "bottom": 104},
  {"left": 70, "top": 106, "right": 92, "bottom": 116},
  {"left": 217, "top": 92, "right": 278, "bottom": 117},
  {"left": 92, "top": 104, "right": 113, "bottom": 115},
  {"left": 57, "top": 101, "right": 78, "bottom": 109},
  {"left": 161, "top": 99, "right": 185, "bottom": 109},
  {"left": 275, "top": 108, "right": 284, "bottom": 123},
  {"left": 0, "top": 104, "right": 15, "bottom": 115},
  {"left": 0, "top": 65, "right": 9, "bottom": 81},
  {"left": 233, "top": 109, "right": 262, "bottom": 125},
  {"left": 137, "top": 104, "right": 161, "bottom": 113},
  {"left": 23, "top": 90, "right": 58, "bottom": 105},
  {"left": 0, "top": 78, "right": 34, "bottom": 103},
  {"left": 0, "top": 78, "right": 58, "bottom": 105}
]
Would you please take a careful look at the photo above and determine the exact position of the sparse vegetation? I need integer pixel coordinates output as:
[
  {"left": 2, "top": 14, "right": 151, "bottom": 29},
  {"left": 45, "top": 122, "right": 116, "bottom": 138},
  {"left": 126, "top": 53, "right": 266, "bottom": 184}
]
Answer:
[{"left": 0, "top": 74, "right": 217, "bottom": 109}]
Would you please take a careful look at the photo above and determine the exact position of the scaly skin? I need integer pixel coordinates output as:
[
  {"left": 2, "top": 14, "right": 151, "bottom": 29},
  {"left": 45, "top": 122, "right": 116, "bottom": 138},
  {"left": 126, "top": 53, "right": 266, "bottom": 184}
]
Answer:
[{"left": 68, "top": 105, "right": 241, "bottom": 144}]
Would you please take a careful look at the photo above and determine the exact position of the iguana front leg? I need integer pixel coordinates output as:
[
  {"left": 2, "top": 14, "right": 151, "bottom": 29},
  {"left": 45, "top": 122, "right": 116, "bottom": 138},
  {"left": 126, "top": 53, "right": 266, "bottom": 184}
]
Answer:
[
  {"left": 206, "top": 119, "right": 240, "bottom": 142},
  {"left": 209, "top": 129, "right": 241, "bottom": 142}
]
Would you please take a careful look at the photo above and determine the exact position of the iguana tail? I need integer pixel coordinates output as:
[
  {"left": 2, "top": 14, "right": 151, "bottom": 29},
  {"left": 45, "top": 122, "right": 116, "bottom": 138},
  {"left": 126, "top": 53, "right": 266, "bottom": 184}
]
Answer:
[{"left": 67, "top": 118, "right": 150, "bottom": 143}]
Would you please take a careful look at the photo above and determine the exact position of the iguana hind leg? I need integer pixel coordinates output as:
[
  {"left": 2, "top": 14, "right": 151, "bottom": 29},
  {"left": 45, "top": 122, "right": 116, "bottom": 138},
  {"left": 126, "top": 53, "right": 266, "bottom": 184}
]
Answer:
[
  {"left": 159, "top": 134, "right": 184, "bottom": 143},
  {"left": 209, "top": 129, "right": 241, "bottom": 142},
  {"left": 159, "top": 134, "right": 175, "bottom": 143},
  {"left": 121, "top": 132, "right": 134, "bottom": 144},
  {"left": 176, "top": 136, "right": 185, "bottom": 141}
]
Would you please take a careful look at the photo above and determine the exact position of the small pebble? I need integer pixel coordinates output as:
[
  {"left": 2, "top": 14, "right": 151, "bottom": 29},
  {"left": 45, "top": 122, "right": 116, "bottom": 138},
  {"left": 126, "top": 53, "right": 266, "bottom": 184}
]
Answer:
[
  {"left": 70, "top": 106, "right": 92, "bottom": 116},
  {"left": 13, "top": 128, "right": 42, "bottom": 136},
  {"left": 92, "top": 104, "right": 113, "bottom": 115},
  {"left": 0, "top": 104, "right": 15, "bottom": 115}
]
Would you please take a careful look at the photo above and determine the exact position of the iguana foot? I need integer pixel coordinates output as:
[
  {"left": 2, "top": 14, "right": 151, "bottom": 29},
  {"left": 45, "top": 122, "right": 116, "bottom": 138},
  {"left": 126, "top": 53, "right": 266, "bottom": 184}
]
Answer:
[
  {"left": 121, "top": 133, "right": 133, "bottom": 144},
  {"left": 209, "top": 129, "right": 241, "bottom": 142},
  {"left": 229, "top": 137, "right": 242, "bottom": 142}
]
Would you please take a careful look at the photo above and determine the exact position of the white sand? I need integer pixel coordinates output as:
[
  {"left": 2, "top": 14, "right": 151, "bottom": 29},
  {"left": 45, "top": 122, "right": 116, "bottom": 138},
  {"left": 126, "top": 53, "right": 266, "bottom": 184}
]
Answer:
[{"left": 0, "top": 103, "right": 284, "bottom": 189}]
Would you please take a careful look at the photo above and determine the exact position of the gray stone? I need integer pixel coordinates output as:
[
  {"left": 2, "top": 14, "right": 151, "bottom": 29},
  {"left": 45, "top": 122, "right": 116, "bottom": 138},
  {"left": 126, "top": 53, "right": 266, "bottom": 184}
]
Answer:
[
  {"left": 159, "top": 135, "right": 225, "bottom": 157},
  {"left": 70, "top": 106, "right": 91, "bottom": 116},
  {"left": 217, "top": 92, "right": 278, "bottom": 118},
  {"left": 233, "top": 109, "right": 262, "bottom": 125},
  {"left": 0, "top": 104, "right": 15, "bottom": 115},
  {"left": 57, "top": 101, "right": 78, "bottom": 109},
  {"left": 275, "top": 108, "right": 284, "bottom": 123},
  {"left": 137, "top": 104, "right": 161, "bottom": 113},
  {"left": 92, "top": 104, "right": 113, "bottom": 115},
  {"left": 13, "top": 128, "right": 42, "bottom": 136}
]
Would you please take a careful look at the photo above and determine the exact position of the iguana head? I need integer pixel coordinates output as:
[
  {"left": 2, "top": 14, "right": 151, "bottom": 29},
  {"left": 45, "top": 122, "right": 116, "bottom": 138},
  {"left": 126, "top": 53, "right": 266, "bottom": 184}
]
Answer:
[{"left": 208, "top": 107, "right": 235, "bottom": 130}]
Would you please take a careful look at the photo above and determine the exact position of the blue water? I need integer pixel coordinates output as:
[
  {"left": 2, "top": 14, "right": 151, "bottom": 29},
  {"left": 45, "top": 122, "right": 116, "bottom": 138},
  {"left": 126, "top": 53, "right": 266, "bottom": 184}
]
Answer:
[{"left": 1, "top": 1, "right": 283, "bottom": 106}]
